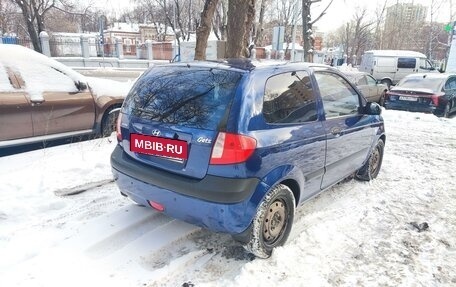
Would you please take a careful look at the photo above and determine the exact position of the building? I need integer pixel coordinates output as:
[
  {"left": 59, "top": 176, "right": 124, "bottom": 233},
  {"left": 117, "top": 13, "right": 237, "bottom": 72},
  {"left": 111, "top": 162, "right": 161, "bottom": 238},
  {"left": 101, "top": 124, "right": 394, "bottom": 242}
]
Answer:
[{"left": 383, "top": 3, "right": 428, "bottom": 50}]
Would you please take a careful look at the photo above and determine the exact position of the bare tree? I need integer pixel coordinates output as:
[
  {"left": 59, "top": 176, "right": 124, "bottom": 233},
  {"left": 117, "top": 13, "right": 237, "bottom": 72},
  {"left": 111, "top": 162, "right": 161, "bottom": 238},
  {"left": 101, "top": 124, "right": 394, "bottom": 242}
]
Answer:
[
  {"left": 194, "top": 0, "right": 219, "bottom": 60},
  {"left": 12, "top": 0, "right": 62, "bottom": 52},
  {"left": 302, "top": 0, "right": 334, "bottom": 61}
]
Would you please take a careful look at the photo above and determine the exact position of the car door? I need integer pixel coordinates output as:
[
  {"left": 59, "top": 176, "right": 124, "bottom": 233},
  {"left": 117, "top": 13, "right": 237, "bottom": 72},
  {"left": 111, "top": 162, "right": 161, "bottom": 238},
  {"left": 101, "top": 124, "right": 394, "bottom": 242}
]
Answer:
[
  {"left": 13, "top": 61, "right": 96, "bottom": 137},
  {"left": 314, "top": 71, "right": 375, "bottom": 189},
  {"left": 260, "top": 71, "right": 326, "bottom": 200},
  {"left": 365, "top": 74, "right": 381, "bottom": 102},
  {"left": 0, "top": 65, "right": 34, "bottom": 142}
]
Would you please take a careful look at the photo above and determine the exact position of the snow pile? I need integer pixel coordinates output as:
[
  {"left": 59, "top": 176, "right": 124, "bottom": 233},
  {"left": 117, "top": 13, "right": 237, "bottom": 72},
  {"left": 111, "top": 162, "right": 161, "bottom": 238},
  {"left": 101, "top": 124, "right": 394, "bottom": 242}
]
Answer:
[{"left": 0, "top": 110, "right": 455, "bottom": 287}]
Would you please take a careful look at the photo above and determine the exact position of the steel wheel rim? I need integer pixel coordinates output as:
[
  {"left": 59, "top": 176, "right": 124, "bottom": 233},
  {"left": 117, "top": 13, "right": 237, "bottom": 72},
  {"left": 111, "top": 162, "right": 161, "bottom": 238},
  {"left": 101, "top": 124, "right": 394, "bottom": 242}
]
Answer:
[
  {"left": 263, "top": 199, "right": 287, "bottom": 245},
  {"left": 369, "top": 146, "right": 381, "bottom": 175}
]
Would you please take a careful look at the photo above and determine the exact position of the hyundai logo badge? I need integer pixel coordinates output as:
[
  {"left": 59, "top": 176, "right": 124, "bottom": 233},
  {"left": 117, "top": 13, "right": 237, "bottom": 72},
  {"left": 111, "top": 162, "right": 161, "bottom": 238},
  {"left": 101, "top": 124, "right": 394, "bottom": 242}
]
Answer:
[{"left": 151, "top": 129, "right": 161, "bottom": 136}]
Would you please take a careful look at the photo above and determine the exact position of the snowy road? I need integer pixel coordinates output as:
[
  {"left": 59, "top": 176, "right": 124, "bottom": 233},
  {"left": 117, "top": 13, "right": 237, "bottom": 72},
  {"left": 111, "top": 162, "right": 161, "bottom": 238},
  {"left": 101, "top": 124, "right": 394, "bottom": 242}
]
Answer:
[{"left": 0, "top": 110, "right": 455, "bottom": 286}]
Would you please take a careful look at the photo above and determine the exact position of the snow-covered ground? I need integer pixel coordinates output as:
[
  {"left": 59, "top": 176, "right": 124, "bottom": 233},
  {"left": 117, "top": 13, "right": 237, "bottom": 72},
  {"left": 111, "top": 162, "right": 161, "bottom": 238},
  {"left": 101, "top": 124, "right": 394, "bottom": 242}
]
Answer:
[{"left": 0, "top": 110, "right": 455, "bottom": 287}]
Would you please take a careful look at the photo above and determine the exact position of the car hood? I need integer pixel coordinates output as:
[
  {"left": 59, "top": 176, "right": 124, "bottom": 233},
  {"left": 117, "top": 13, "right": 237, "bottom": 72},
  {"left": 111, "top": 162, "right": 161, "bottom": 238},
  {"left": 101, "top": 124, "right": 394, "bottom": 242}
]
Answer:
[{"left": 85, "top": 77, "right": 134, "bottom": 99}]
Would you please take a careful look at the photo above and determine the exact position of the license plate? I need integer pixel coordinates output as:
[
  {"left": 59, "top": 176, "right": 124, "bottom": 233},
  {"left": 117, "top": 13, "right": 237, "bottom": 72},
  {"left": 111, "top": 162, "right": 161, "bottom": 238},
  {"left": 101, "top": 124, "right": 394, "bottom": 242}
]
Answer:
[
  {"left": 399, "top": 96, "right": 417, "bottom": 101},
  {"left": 130, "top": 133, "right": 188, "bottom": 160}
]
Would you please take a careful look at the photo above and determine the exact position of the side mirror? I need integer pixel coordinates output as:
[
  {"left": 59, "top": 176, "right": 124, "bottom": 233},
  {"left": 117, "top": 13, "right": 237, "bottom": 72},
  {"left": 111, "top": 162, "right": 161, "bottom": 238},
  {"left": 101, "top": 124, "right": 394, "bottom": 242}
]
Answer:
[
  {"left": 364, "top": 102, "right": 382, "bottom": 115},
  {"left": 75, "top": 81, "right": 88, "bottom": 91}
]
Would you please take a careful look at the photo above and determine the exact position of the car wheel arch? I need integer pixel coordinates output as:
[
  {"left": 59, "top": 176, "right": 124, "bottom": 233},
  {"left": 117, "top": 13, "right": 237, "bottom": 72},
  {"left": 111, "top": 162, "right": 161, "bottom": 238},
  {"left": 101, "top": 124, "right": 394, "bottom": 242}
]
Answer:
[{"left": 258, "top": 165, "right": 302, "bottom": 207}]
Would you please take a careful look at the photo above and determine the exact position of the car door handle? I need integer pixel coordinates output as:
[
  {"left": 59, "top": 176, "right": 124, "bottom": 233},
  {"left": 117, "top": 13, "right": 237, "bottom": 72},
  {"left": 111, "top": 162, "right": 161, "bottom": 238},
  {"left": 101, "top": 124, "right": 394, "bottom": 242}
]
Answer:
[
  {"left": 31, "top": 99, "right": 45, "bottom": 106},
  {"left": 330, "top": 127, "right": 342, "bottom": 135}
]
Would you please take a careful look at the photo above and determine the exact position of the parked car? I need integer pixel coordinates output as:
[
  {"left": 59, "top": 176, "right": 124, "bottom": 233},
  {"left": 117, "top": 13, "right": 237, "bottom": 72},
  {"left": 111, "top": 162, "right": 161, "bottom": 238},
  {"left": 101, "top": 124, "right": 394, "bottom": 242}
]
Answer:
[
  {"left": 0, "top": 44, "right": 132, "bottom": 148},
  {"left": 342, "top": 71, "right": 389, "bottom": 105},
  {"left": 111, "top": 60, "right": 386, "bottom": 258},
  {"left": 359, "top": 50, "right": 438, "bottom": 88},
  {"left": 384, "top": 73, "right": 456, "bottom": 117}
]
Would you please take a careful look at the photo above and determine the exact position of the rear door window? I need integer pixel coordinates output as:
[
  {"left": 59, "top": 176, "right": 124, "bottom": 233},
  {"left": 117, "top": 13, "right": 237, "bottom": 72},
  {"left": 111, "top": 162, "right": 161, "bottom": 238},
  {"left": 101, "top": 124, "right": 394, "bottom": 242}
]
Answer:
[
  {"left": 263, "top": 71, "right": 318, "bottom": 124},
  {"left": 315, "top": 72, "right": 360, "bottom": 118},
  {"left": 123, "top": 66, "right": 242, "bottom": 130},
  {"left": 397, "top": 58, "right": 416, "bottom": 69}
]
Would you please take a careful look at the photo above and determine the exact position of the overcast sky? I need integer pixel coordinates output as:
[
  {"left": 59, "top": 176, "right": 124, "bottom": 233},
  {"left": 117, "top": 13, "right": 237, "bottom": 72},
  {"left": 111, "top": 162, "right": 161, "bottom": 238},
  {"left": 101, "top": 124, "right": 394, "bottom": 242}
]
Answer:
[{"left": 91, "top": 0, "right": 453, "bottom": 33}]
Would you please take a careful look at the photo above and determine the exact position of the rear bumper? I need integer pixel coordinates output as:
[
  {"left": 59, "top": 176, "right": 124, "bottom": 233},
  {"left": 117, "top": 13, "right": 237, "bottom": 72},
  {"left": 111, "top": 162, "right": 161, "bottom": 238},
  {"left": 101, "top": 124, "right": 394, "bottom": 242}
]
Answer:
[
  {"left": 111, "top": 145, "right": 266, "bottom": 233},
  {"left": 384, "top": 101, "right": 436, "bottom": 114}
]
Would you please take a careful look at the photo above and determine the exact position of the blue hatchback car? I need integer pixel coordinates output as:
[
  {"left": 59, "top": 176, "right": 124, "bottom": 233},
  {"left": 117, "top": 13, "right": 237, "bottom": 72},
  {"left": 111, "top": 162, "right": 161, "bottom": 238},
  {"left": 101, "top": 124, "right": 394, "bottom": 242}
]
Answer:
[{"left": 111, "top": 60, "right": 385, "bottom": 258}]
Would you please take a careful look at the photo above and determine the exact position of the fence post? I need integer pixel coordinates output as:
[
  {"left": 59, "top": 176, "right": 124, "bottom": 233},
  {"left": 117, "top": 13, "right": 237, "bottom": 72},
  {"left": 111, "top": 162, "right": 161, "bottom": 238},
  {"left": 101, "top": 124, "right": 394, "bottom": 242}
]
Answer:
[
  {"left": 145, "top": 40, "right": 153, "bottom": 60},
  {"left": 115, "top": 37, "right": 124, "bottom": 59},
  {"left": 265, "top": 48, "right": 271, "bottom": 60},
  {"left": 39, "top": 31, "right": 51, "bottom": 57},
  {"left": 250, "top": 48, "right": 256, "bottom": 60},
  {"left": 80, "top": 34, "right": 90, "bottom": 58}
]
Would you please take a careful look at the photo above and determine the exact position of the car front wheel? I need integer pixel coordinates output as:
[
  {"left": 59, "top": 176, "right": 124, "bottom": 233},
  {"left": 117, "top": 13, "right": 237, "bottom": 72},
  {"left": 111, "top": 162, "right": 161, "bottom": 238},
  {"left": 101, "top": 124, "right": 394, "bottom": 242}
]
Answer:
[
  {"left": 356, "top": 139, "right": 384, "bottom": 181},
  {"left": 244, "top": 184, "right": 295, "bottom": 258},
  {"left": 101, "top": 107, "right": 120, "bottom": 137}
]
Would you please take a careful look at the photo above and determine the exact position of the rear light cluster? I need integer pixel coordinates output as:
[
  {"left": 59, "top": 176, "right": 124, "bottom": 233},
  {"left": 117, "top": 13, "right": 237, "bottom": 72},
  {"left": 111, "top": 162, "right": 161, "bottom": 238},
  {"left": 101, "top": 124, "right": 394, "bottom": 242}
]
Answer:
[
  {"left": 210, "top": 132, "right": 257, "bottom": 165},
  {"left": 430, "top": 95, "right": 440, "bottom": 106}
]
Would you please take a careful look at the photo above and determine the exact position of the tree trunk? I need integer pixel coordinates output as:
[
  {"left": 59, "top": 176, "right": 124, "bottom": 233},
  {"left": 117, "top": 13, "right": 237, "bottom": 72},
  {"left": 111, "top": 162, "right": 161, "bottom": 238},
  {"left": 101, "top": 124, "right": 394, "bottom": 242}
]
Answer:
[
  {"left": 242, "top": 0, "right": 255, "bottom": 57},
  {"left": 194, "top": 0, "right": 219, "bottom": 60},
  {"left": 255, "top": 0, "right": 266, "bottom": 46},
  {"left": 226, "top": 0, "right": 254, "bottom": 58},
  {"left": 15, "top": 1, "right": 41, "bottom": 52},
  {"left": 302, "top": 0, "right": 311, "bottom": 61}
]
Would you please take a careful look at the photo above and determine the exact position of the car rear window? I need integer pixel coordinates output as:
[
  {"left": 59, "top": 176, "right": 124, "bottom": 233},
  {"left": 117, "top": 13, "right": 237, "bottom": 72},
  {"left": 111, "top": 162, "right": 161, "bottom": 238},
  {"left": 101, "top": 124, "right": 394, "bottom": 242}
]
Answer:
[
  {"left": 396, "top": 77, "right": 443, "bottom": 92},
  {"left": 123, "top": 66, "right": 242, "bottom": 130}
]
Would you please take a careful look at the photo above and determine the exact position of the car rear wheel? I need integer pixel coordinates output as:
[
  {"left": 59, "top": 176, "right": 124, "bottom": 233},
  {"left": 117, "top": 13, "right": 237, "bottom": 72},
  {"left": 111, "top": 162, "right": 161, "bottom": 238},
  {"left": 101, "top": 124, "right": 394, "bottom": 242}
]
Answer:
[
  {"left": 379, "top": 91, "right": 386, "bottom": 106},
  {"left": 443, "top": 103, "right": 451, "bottom": 118},
  {"left": 243, "top": 184, "right": 295, "bottom": 258},
  {"left": 356, "top": 139, "right": 384, "bottom": 181},
  {"left": 101, "top": 106, "right": 121, "bottom": 137}
]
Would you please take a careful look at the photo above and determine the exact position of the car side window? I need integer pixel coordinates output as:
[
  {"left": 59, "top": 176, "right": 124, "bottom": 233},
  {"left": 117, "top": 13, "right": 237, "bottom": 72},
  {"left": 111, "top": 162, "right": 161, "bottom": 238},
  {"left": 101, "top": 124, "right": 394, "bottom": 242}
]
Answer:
[
  {"left": 0, "top": 64, "right": 15, "bottom": 91},
  {"left": 397, "top": 58, "right": 416, "bottom": 69},
  {"left": 263, "top": 71, "right": 318, "bottom": 124},
  {"left": 10, "top": 61, "right": 77, "bottom": 93},
  {"left": 315, "top": 72, "right": 360, "bottom": 118},
  {"left": 366, "top": 75, "right": 377, "bottom": 86},
  {"left": 356, "top": 76, "right": 367, "bottom": 86},
  {"left": 444, "top": 77, "right": 456, "bottom": 90}
]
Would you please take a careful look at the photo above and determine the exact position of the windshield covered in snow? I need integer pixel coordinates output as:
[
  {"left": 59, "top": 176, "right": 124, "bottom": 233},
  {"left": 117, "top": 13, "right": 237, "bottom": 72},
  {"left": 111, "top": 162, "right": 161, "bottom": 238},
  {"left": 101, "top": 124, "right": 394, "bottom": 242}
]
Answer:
[{"left": 396, "top": 76, "right": 444, "bottom": 92}]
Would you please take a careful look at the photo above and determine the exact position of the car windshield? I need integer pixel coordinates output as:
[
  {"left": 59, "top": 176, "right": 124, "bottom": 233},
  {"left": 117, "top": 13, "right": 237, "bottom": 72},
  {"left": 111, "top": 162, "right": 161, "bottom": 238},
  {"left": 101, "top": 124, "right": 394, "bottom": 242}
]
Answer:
[
  {"left": 396, "top": 77, "right": 443, "bottom": 92},
  {"left": 123, "top": 66, "right": 242, "bottom": 130}
]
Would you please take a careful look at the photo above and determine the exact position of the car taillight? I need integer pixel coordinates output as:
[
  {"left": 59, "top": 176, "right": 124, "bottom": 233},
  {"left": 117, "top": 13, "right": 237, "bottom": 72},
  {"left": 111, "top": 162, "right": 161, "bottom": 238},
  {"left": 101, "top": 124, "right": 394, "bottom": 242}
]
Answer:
[
  {"left": 210, "top": 132, "right": 257, "bottom": 165},
  {"left": 430, "top": 95, "right": 439, "bottom": 106},
  {"left": 116, "top": 113, "right": 122, "bottom": 142}
]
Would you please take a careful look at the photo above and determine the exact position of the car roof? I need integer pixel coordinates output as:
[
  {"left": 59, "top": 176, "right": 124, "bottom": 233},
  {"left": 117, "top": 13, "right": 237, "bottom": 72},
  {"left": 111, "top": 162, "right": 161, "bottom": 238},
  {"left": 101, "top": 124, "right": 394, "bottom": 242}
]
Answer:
[
  {"left": 166, "top": 59, "right": 331, "bottom": 73},
  {"left": 0, "top": 44, "right": 85, "bottom": 82},
  {"left": 364, "top": 50, "right": 427, "bottom": 58}
]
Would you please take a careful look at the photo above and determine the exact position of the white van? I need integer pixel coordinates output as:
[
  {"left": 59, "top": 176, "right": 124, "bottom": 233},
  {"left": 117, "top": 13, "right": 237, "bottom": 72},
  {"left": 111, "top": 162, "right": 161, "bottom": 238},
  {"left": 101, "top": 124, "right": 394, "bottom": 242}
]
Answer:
[{"left": 359, "top": 50, "right": 437, "bottom": 87}]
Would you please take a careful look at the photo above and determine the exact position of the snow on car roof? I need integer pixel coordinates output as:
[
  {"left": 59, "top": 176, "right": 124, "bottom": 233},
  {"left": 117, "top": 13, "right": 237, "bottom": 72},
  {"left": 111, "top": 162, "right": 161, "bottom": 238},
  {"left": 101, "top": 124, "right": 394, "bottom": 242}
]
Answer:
[
  {"left": 0, "top": 44, "right": 133, "bottom": 99},
  {"left": 0, "top": 44, "right": 85, "bottom": 82}
]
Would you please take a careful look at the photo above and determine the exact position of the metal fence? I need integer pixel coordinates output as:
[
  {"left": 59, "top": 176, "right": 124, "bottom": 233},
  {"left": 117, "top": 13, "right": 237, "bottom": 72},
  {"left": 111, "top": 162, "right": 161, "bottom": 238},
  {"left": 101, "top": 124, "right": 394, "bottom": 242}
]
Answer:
[
  {"left": 1, "top": 36, "right": 33, "bottom": 49},
  {"left": 49, "top": 38, "right": 82, "bottom": 57}
]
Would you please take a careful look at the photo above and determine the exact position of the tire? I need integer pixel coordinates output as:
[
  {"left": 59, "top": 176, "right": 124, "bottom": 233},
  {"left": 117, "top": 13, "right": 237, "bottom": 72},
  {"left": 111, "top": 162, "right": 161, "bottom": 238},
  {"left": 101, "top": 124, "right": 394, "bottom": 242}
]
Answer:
[
  {"left": 379, "top": 91, "right": 386, "bottom": 106},
  {"left": 101, "top": 107, "right": 120, "bottom": 137},
  {"left": 443, "top": 103, "right": 451, "bottom": 118},
  {"left": 244, "top": 184, "right": 295, "bottom": 258},
  {"left": 356, "top": 139, "right": 384, "bottom": 181}
]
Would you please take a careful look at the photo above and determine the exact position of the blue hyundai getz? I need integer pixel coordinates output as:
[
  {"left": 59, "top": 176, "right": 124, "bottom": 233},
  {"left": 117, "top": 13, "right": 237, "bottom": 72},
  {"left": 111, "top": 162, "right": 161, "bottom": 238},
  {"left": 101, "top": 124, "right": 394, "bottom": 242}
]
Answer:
[{"left": 111, "top": 60, "right": 385, "bottom": 258}]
